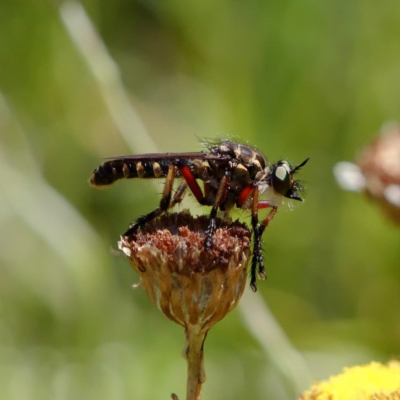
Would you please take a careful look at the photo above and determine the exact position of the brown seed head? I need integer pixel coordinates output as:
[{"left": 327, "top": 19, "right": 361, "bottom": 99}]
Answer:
[
  {"left": 357, "top": 124, "right": 400, "bottom": 224},
  {"left": 118, "top": 213, "right": 252, "bottom": 330}
]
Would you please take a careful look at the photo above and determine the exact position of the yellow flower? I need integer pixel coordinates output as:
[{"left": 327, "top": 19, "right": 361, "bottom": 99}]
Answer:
[{"left": 298, "top": 361, "right": 400, "bottom": 400}]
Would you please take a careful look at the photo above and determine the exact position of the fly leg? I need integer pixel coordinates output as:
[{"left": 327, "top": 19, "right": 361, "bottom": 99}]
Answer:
[
  {"left": 124, "top": 164, "right": 176, "bottom": 236},
  {"left": 176, "top": 160, "right": 230, "bottom": 251},
  {"left": 250, "top": 186, "right": 261, "bottom": 292},
  {"left": 168, "top": 182, "right": 187, "bottom": 209},
  {"left": 250, "top": 194, "right": 277, "bottom": 292},
  {"left": 237, "top": 184, "right": 278, "bottom": 292},
  {"left": 204, "top": 171, "right": 230, "bottom": 250}
]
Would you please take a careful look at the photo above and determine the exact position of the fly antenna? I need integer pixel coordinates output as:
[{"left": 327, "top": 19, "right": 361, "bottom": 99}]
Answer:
[{"left": 291, "top": 157, "right": 310, "bottom": 174}]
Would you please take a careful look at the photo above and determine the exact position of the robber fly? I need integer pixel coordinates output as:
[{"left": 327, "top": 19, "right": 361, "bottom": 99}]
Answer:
[{"left": 90, "top": 139, "right": 309, "bottom": 291}]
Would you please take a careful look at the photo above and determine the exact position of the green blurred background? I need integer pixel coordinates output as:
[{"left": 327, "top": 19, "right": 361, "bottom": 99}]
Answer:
[{"left": 1, "top": 1, "right": 399, "bottom": 399}]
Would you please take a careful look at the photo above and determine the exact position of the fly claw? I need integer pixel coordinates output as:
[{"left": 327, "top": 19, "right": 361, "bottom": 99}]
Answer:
[{"left": 90, "top": 139, "right": 310, "bottom": 291}]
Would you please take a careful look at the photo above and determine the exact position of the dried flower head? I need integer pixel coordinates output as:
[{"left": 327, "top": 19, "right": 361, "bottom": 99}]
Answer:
[
  {"left": 334, "top": 123, "right": 400, "bottom": 224},
  {"left": 118, "top": 212, "right": 251, "bottom": 329},
  {"left": 119, "top": 212, "right": 252, "bottom": 400},
  {"left": 357, "top": 124, "right": 400, "bottom": 223}
]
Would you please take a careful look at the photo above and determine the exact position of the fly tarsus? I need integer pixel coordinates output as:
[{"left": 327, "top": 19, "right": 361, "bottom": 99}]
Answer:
[
  {"left": 205, "top": 216, "right": 217, "bottom": 250},
  {"left": 250, "top": 226, "right": 265, "bottom": 292},
  {"left": 250, "top": 206, "right": 278, "bottom": 291}
]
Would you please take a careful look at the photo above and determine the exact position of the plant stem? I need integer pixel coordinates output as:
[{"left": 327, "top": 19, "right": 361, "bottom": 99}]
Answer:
[{"left": 185, "top": 324, "right": 208, "bottom": 400}]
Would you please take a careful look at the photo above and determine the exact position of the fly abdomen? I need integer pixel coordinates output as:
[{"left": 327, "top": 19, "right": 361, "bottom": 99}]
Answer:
[{"left": 90, "top": 159, "right": 173, "bottom": 187}]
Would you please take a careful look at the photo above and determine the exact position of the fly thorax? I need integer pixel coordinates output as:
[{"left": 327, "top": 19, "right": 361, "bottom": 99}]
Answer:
[
  {"left": 232, "top": 164, "right": 251, "bottom": 186},
  {"left": 254, "top": 170, "right": 270, "bottom": 194}
]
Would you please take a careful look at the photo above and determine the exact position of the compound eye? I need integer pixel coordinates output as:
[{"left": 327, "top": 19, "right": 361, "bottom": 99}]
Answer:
[{"left": 272, "top": 161, "right": 292, "bottom": 196}]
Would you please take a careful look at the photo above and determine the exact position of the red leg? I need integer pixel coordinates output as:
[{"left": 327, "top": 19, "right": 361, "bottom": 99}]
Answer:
[
  {"left": 257, "top": 200, "right": 273, "bottom": 209},
  {"left": 176, "top": 162, "right": 206, "bottom": 205},
  {"left": 237, "top": 184, "right": 253, "bottom": 207},
  {"left": 176, "top": 160, "right": 231, "bottom": 251}
]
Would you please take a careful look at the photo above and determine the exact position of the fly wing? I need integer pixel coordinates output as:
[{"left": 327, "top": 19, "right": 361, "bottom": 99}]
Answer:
[
  {"left": 103, "top": 151, "right": 220, "bottom": 161},
  {"left": 91, "top": 152, "right": 230, "bottom": 187}
]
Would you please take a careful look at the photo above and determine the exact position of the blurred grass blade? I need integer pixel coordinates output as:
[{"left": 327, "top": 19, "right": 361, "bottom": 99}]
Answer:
[
  {"left": 239, "top": 291, "right": 312, "bottom": 396},
  {"left": 0, "top": 93, "right": 107, "bottom": 300},
  {"left": 59, "top": 1, "right": 157, "bottom": 153}
]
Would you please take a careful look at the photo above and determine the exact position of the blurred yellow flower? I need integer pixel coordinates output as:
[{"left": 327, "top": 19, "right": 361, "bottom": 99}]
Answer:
[{"left": 298, "top": 361, "right": 400, "bottom": 400}]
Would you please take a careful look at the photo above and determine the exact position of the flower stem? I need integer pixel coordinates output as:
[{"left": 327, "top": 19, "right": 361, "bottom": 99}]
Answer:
[{"left": 184, "top": 324, "right": 208, "bottom": 400}]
